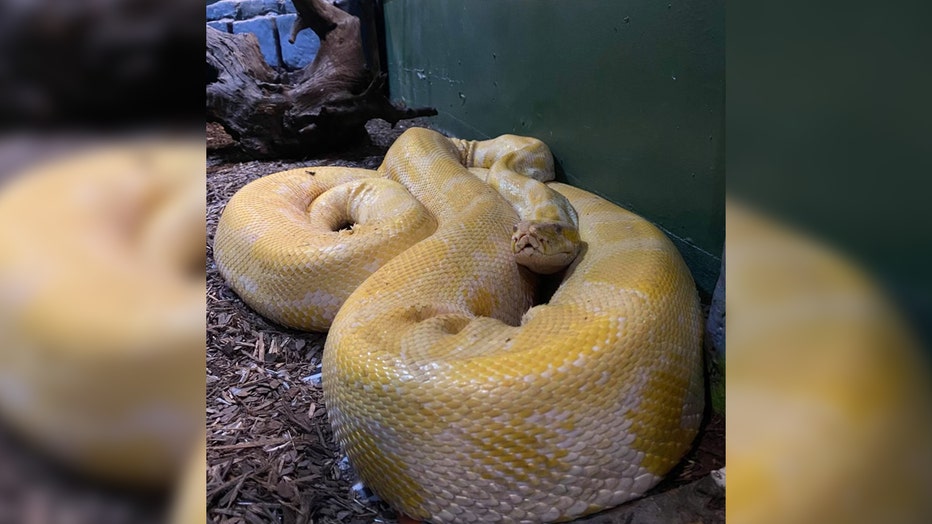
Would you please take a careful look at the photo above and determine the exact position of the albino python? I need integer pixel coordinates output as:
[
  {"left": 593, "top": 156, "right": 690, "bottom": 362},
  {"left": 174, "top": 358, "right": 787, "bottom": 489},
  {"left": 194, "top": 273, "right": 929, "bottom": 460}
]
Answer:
[
  {"left": 214, "top": 128, "right": 703, "bottom": 522},
  {"left": 0, "top": 141, "right": 205, "bottom": 522}
]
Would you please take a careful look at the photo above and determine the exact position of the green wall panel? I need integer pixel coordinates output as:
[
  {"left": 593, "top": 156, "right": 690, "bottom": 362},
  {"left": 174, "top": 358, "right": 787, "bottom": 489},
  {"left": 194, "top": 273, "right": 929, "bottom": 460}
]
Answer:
[{"left": 384, "top": 0, "right": 724, "bottom": 294}]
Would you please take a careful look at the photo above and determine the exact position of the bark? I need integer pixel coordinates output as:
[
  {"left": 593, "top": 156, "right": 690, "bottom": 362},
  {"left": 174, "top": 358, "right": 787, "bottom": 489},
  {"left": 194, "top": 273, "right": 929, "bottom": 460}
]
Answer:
[{"left": 206, "top": 0, "right": 435, "bottom": 158}]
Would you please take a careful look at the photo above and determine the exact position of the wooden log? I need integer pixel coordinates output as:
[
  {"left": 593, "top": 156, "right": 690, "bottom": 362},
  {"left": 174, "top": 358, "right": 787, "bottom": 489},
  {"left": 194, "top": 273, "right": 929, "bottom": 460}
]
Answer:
[{"left": 206, "top": 0, "right": 436, "bottom": 158}]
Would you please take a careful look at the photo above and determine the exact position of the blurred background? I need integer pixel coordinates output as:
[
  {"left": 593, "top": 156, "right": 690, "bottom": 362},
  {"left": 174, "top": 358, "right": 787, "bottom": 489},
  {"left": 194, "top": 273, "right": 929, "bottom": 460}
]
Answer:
[
  {"left": 0, "top": 0, "right": 204, "bottom": 523},
  {"left": 727, "top": 1, "right": 932, "bottom": 523},
  {"left": 0, "top": 0, "right": 202, "bottom": 126}
]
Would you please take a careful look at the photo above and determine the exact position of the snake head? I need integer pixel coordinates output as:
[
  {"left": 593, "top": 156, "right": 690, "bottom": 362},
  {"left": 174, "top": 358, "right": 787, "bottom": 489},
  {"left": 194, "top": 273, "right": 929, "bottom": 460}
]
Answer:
[{"left": 512, "top": 220, "right": 581, "bottom": 274}]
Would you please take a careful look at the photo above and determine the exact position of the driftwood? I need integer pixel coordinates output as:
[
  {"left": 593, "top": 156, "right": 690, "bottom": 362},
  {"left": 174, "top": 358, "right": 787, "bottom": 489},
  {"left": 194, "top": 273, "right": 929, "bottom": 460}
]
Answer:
[{"left": 206, "top": 0, "right": 436, "bottom": 158}]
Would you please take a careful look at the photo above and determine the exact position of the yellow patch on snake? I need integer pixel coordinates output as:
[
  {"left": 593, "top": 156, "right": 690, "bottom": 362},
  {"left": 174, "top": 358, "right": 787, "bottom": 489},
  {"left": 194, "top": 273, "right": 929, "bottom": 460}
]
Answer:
[{"left": 214, "top": 129, "right": 703, "bottom": 522}]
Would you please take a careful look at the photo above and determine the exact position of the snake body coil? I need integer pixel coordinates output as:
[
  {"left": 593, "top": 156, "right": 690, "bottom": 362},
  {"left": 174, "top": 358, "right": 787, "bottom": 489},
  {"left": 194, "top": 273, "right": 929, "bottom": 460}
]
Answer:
[
  {"left": 215, "top": 128, "right": 703, "bottom": 522},
  {"left": 0, "top": 142, "right": 205, "bottom": 486}
]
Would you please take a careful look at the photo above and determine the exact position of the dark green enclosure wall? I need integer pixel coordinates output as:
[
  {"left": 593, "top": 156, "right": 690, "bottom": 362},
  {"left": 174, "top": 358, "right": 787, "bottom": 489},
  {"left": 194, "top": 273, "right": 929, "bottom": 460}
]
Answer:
[{"left": 383, "top": 0, "right": 724, "bottom": 294}]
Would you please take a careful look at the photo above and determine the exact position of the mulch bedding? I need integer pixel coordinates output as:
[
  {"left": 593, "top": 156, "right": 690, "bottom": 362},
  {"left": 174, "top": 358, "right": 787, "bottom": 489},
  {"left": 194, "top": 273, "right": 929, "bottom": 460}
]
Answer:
[{"left": 205, "top": 119, "right": 724, "bottom": 524}]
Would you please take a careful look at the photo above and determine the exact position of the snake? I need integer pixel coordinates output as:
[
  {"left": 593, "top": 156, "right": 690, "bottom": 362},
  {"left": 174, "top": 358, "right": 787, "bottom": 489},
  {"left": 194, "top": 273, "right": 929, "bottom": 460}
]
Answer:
[
  {"left": 0, "top": 140, "right": 205, "bottom": 488},
  {"left": 214, "top": 127, "right": 704, "bottom": 522}
]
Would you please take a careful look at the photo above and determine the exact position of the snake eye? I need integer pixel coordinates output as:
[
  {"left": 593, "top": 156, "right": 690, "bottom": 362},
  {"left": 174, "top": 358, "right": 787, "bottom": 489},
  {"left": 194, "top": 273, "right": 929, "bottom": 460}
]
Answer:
[{"left": 513, "top": 225, "right": 518, "bottom": 232}]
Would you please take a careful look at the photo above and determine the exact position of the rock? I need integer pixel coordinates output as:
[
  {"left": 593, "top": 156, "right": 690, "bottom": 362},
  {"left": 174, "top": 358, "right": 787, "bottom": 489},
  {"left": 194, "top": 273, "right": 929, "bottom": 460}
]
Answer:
[{"left": 207, "top": 0, "right": 237, "bottom": 21}]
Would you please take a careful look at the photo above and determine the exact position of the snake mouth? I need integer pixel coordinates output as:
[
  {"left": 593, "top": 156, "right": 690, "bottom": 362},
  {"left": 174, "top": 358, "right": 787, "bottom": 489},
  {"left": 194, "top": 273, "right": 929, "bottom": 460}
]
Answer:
[
  {"left": 512, "top": 232, "right": 540, "bottom": 252},
  {"left": 511, "top": 221, "right": 580, "bottom": 275},
  {"left": 513, "top": 233, "right": 575, "bottom": 256},
  {"left": 512, "top": 228, "right": 580, "bottom": 275}
]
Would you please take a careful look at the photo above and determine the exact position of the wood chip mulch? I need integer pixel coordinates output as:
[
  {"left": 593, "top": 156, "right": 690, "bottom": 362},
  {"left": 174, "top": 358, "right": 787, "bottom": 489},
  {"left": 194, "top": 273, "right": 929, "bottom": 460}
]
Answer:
[{"left": 205, "top": 119, "right": 724, "bottom": 524}]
